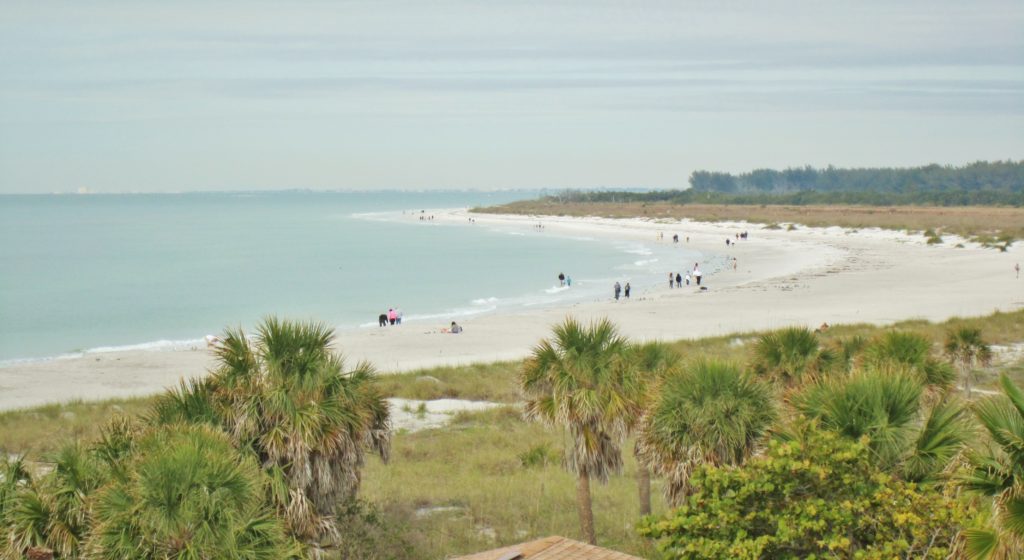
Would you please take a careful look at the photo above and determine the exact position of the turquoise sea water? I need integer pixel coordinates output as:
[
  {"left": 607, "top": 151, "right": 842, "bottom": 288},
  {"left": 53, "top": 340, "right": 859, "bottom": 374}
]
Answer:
[{"left": 0, "top": 191, "right": 699, "bottom": 362}]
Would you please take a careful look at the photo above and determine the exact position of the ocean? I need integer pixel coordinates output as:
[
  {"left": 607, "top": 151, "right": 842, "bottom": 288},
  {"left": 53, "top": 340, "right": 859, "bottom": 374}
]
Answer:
[{"left": 0, "top": 191, "right": 700, "bottom": 362}]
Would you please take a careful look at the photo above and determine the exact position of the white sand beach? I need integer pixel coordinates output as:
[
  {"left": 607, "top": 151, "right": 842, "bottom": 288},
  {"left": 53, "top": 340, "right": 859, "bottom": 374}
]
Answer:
[{"left": 1, "top": 210, "right": 1021, "bottom": 412}]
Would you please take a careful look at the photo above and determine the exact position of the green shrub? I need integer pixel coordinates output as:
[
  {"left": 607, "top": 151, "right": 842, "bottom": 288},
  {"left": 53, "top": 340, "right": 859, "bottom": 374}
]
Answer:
[
  {"left": 332, "top": 500, "right": 416, "bottom": 560},
  {"left": 518, "top": 443, "right": 560, "bottom": 468},
  {"left": 638, "top": 427, "right": 974, "bottom": 559}
]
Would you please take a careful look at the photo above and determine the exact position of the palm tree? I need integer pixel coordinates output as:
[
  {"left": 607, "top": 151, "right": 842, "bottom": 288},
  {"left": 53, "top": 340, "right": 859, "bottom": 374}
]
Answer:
[
  {"left": 520, "top": 317, "right": 644, "bottom": 545},
  {"left": 630, "top": 341, "right": 682, "bottom": 516},
  {"left": 865, "top": 330, "right": 956, "bottom": 391},
  {"left": 0, "top": 455, "right": 34, "bottom": 558},
  {"left": 961, "top": 374, "right": 1024, "bottom": 559},
  {"left": 2, "top": 443, "right": 107, "bottom": 559},
  {"left": 751, "top": 327, "right": 833, "bottom": 386},
  {"left": 149, "top": 317, "right": 392, "bottom": 549},
  {"left": 637, "top": 359, "right": 776, "bottom": 505},
  {"left": 794, "top": 366, "right": 970, "bottom": 481},
  {"left": 945, "top": 326, "right": 994, "bottom": 399},
  {"left": 86, "top": 423, "right": 300, "bottom": 559}
]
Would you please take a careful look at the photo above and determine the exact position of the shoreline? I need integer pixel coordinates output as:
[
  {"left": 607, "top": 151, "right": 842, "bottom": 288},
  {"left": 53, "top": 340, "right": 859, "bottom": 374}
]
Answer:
[{"left": 2, "top": 209, "right": 1021, "bottom": 411}]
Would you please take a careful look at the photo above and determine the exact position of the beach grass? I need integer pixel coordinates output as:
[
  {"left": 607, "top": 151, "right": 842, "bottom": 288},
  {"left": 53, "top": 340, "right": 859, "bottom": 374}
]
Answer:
[
  {"left": 361, "top": 407, "right": 662, "bottom": 558},
  {"left": 0, "top": 396, "right": 155, "bottom": 459},
  {"left": 473, "top": 201, "right": 1024, "bottom": 242},
  {"left": 374, "top": 361, "right": 522, "bottom": 403},
  {"left": 1, "top": 310, "right": 1023, "bottom": 558},
  {"left": 4, "top": 310, "right": 1023, "bottom": 459}
]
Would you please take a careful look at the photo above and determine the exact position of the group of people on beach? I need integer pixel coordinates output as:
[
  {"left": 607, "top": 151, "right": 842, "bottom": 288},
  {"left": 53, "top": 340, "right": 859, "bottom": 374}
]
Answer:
[
  {"left": 378, "top": 308, "right": 403, "bottom": 327},
  {"left": 668, "top": 264, "right": 703, "bottom": 288},
  {"left": 725, "top": 231, "right": 750, "bottom": 247},
  {"left": 557, "top": 272, "right": 572, "bottom": 287},
  {"left": 657, "top": 231, "right": 689, "bottom": 243},
  {"left": 377, "top": 307, "right": 463, "bottom": 334}
]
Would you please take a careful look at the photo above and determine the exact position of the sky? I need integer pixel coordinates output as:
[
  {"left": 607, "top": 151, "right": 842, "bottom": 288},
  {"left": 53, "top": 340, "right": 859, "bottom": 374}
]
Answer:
[{"left": 1, "top": 0, "right": 1022, "bottom": 193}]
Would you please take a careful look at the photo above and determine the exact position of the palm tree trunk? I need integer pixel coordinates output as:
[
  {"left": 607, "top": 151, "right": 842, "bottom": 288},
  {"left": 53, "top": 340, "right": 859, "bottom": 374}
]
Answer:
[
  {"left": 637, "top": 464, "right": 652, "bottom": 516},
  {"left": 576, "top": 471, "right": 596, "bottom": 545}
]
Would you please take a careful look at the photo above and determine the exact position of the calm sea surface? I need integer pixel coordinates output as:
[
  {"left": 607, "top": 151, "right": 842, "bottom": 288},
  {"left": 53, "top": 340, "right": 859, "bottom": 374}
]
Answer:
[{"left": 0, "top": 191, "right": 700, "bottom": 362}]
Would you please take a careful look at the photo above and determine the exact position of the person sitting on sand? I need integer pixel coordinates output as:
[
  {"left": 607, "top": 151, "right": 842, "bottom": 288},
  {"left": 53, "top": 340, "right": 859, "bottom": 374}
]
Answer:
[{"left": 450, "top": 321, "right": 463, "bottom": 334}]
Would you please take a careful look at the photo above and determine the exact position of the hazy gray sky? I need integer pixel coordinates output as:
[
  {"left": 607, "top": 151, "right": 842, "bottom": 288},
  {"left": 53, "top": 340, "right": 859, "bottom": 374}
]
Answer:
[{"left": 1, "top": 0, "right": 1021, "bottom": 193}]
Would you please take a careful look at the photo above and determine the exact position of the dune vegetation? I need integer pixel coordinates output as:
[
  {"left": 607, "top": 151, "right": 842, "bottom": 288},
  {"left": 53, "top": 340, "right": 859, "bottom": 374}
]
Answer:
[
  {"left": 1, "top": 311, "right": 1023, "bottom": 558},
  {"left": 475, "top": 200, "right": 1024, "bottom": 248}
]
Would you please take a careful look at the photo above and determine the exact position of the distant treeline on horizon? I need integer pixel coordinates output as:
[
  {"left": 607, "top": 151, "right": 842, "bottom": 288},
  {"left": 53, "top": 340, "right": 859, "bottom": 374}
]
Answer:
[{"left": 560, "top": 161, "right": 1024, "bottom": 206}]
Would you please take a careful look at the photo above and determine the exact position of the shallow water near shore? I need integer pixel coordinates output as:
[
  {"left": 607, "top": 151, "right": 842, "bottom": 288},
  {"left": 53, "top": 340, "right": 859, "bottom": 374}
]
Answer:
[{"left": 0, "top": 191, "right": 700, "bottom": 362}]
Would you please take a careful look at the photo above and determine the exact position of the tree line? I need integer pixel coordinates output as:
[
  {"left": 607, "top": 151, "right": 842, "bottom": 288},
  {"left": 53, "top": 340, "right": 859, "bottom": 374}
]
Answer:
[{"left": 544, "top": 160, "right": 1024, "bottom": 206}]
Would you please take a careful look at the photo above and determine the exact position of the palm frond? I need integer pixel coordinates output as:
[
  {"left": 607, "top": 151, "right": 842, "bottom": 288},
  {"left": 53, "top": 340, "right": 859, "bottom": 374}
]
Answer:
[
  {"left": 904, "top": 399, "right": 971, "bottom": 482},
  {"left": 637, "top": 359, "right": 776, "bottom": 504},
  {"left": 751, "top": 326, "right": 825, "bottom": 385},
  {"left": 794, "top": 366, "right": 923, "bottom": 469}
]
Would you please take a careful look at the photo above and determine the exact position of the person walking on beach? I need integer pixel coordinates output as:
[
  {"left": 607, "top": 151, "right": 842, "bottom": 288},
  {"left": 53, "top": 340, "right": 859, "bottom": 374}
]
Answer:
[
  {"left": 675, "top": 272, "right": 682, "bottom": 288},
  {"left": 668, "top": 272, "right": 674, "bottom": 289},
  {"left": 396, "top": 308, "right": 403, "bottom": 325},
  {"left": 694, "top": 268, "right": 703, "bottom": 286},
  {"left": 558, "top": 272, "right": 566, "bottom": 286},
  {"left": 685, "top": 272, "right": 691, "bottom": 286},
  {"left": 566, "top": 276, "right": 572, "bottom": 287},
  {"left": 624, "top": 282, "right": 631, "bottom": 298},
  {"left": 614, "top": 281, "right": 622, "bottom": 300},
  {"left": 388, "top": 308, "right": 397, "bottom": 325},
  {"left": 378, "top": 313, "right": 388, "bottom": 327}
]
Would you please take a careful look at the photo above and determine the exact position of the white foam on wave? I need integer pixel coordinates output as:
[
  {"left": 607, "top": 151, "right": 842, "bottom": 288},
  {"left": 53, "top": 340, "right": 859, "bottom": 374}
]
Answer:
[
  {"left": 349, "top": 211, "right": 395, "bottom": 222},
  {"left": 472, "top": 297, "right": 499, "bottom": 305},
  {"left": 545, "top": 285, "right": 570, "bottom": 294},
  {"left": 85, "top": 338, "right": 208, "bottom": 354},
  {"left": 0, "top": 337, "right": 209, "bottom": 367},
  {"left": 0, "top": 353, "right": 82, "bottom": 367},
  {"left": 634, "top": 258, "right": 659, "bottom": 267},
  {"left": 623, "top": 246, "right": 653, "bottom": 256},
  {"left": 402, "top": 306, "right": 498, "bottom": 322}
]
